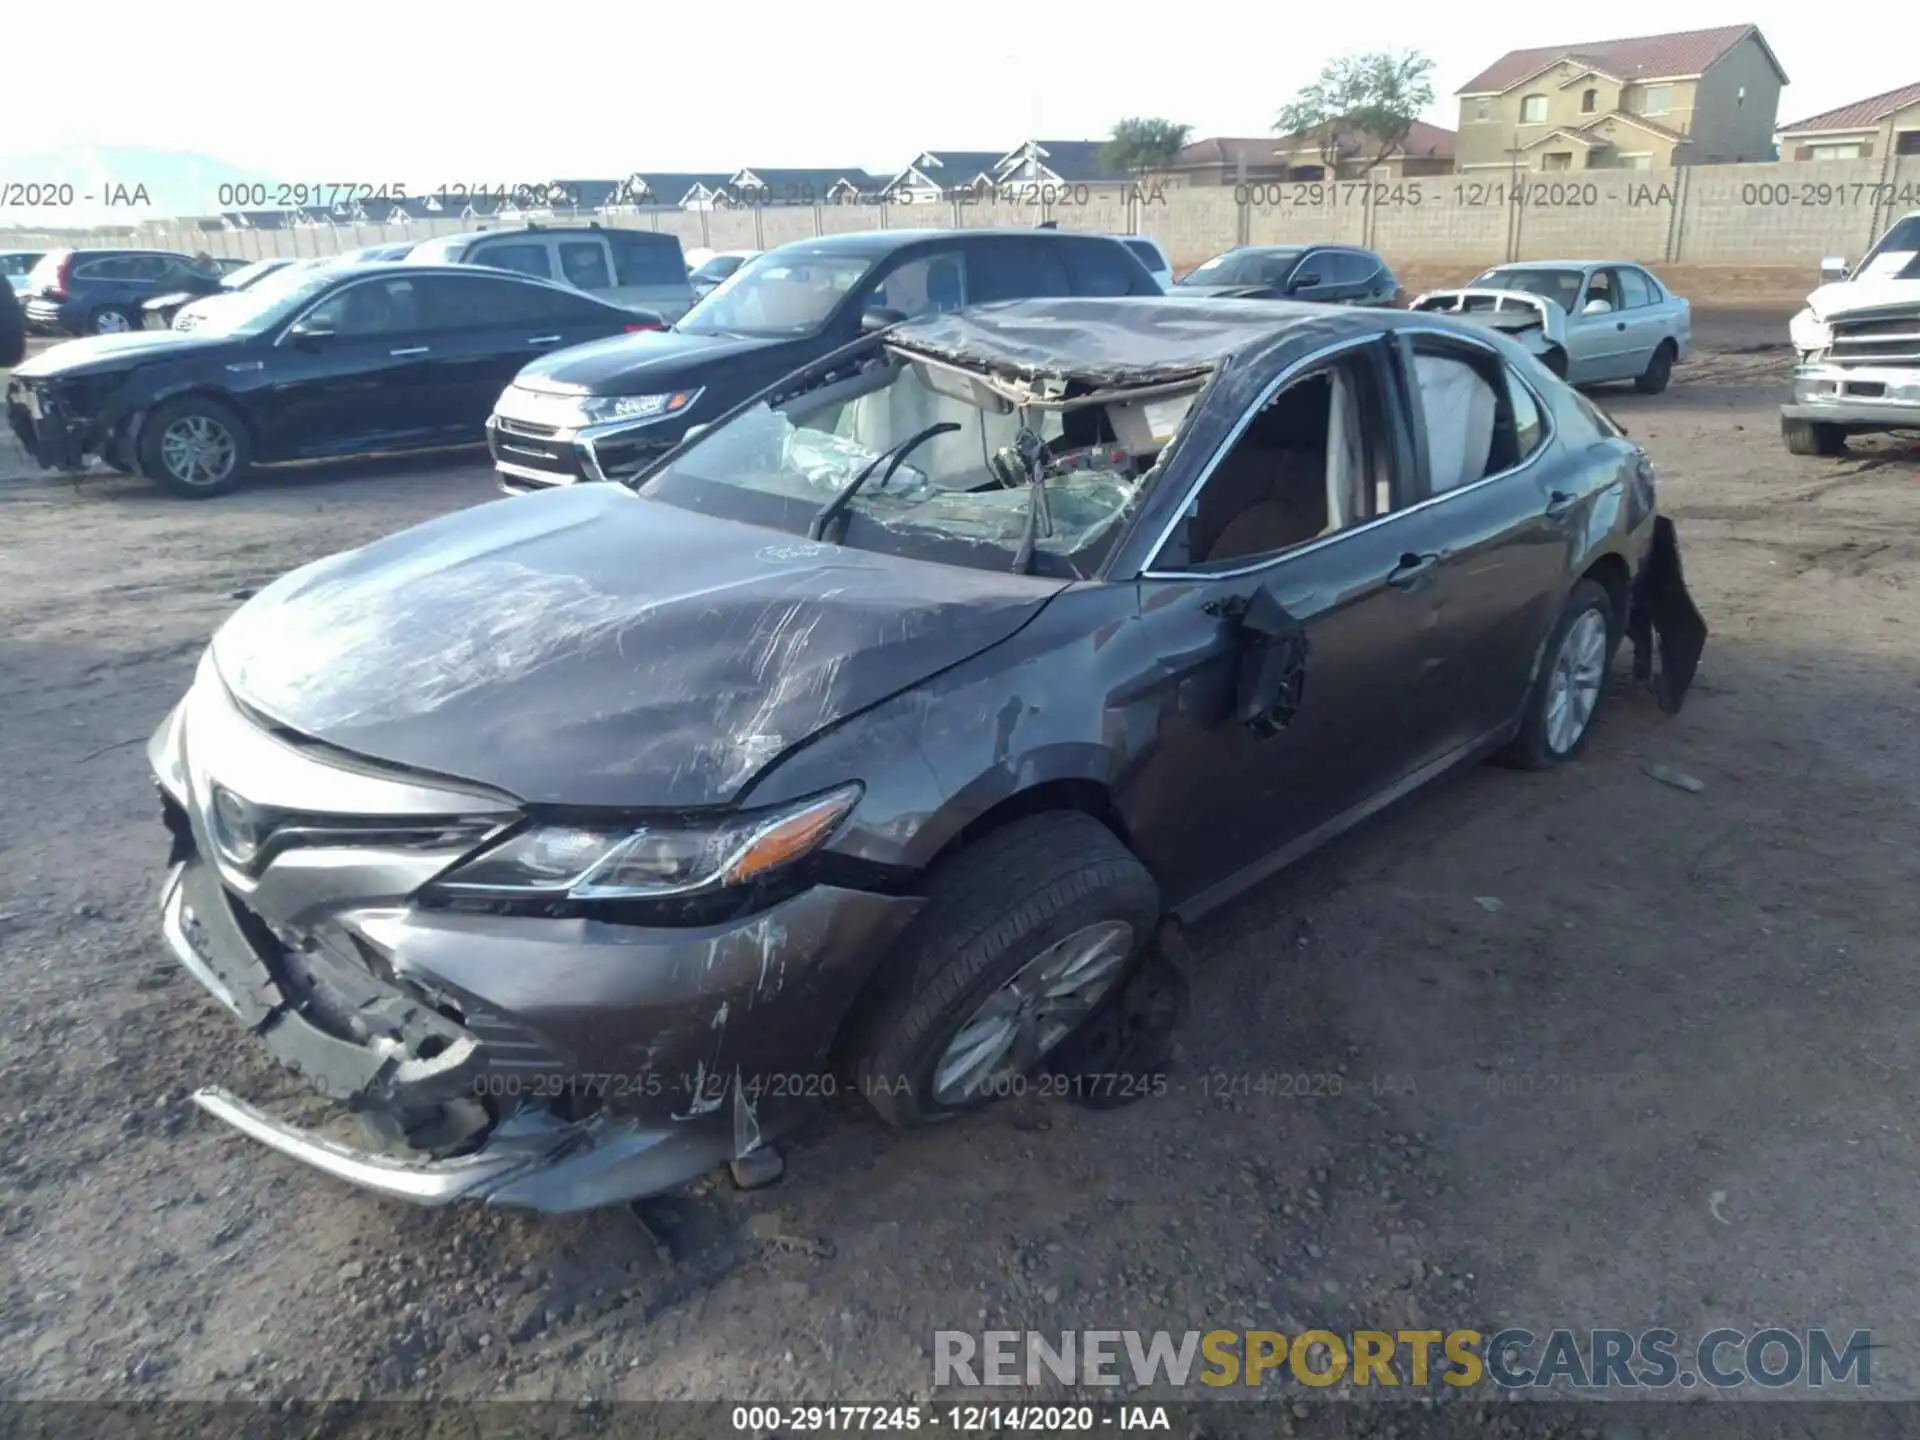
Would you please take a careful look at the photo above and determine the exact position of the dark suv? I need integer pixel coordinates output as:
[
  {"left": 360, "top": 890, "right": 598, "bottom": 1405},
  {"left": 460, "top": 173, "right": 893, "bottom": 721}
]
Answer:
[
  {"left": 487, "top": 227, "right": 1162, "bottom": 492},
  {"left": 23, "top": 249, "right": 225, "bottom": 336},
  {"left": 1175, "top": 244, "right": 1399, "bottom": 305},
  {"left": 406, "top": 223, "right": 693, "bottom": 323}
]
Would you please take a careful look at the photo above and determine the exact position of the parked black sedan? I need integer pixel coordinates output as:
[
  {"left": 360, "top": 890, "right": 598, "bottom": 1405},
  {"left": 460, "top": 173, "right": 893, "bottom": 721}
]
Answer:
[
  {"left": 147, "top": 296, "right": 1705, "bottom": 1212},
  {"left": 1175, "top": 244, "right": 1399, "bottom": 306},
  {"left": 6, "top": 263, "right": 660, "bottom": 497}
]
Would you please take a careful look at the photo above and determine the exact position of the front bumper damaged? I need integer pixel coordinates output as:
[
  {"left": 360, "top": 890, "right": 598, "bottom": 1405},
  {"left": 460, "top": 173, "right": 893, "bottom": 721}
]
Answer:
[
  {"left": 152, "top": 664, "right": 925, "bottom": 1212},
  {"left": 1782, "top": 359, "right": 1920, "bottom": 432}
]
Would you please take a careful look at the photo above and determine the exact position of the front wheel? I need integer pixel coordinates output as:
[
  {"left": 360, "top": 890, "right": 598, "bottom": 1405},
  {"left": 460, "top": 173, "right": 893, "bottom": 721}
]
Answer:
[
  {"left": 854, "top": 812, "right": 1160, "bottom": 1131},
  {"left": 90, "top": 306, "right": 136, "bottom": 335},
  {"left": 1782, "top": 417, "right": 1847, "bottom": 457},
  {"left": 1497, "top": 579, "right": 1616, "bottom": 770},
  {"left": 137, "top": 396, "right": 253, "bottom": 498}
]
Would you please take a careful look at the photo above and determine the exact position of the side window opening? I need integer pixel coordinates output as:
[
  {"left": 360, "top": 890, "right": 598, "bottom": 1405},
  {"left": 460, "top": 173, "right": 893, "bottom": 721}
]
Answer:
[
  {"left": 1409, "top": 342, "right": 1544, "bottom": 492},
  {"left": 1165, "top": 355, "right": 1382, "bottom": 569}
]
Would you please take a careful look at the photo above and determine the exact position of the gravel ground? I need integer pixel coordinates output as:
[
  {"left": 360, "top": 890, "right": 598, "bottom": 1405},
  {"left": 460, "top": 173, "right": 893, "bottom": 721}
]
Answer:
[{"left": 3, "top": 309, "right": 1917, "bottom": 1429}]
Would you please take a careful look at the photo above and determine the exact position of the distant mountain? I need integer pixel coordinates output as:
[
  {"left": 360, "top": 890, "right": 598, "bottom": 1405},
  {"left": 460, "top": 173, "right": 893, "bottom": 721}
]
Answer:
[{"left": 0, "top": 146, "right": 276, "bottom": 229}]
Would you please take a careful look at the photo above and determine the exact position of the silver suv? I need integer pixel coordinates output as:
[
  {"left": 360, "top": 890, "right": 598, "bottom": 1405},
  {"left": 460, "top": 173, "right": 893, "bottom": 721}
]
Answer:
[{"left": 407, "top": 223, "right": 696, "bottom": 322}]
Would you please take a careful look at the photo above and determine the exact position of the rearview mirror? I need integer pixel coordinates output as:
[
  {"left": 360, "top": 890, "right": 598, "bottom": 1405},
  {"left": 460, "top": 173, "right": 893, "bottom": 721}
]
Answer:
[
  {"left": 288, "top": 322, "right": 336, "bottom": 345},
  {"left": 862, "top": 306, "right": 908, "bottom": 334},
  {"left": 682, "top": 423, "right": 710, "bottom": 442},
  {"left": 1228, "top": 586, "right": 1310, "bottom": 736},
  {"left": 1289, "top": 272, "right": 1321, "bottom": 291},
  {"left": 1820, "top": 256, "right": 1850, "bottom": 284},
  {"left": 1582, "top": 297, "right": 1613, "bottom": 315}
]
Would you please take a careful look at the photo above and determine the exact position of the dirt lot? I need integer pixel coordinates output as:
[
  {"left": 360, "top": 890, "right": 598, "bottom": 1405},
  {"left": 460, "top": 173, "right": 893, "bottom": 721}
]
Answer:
[{"left": 3, "top": 308, "right": 1917, "bottom": 1426}]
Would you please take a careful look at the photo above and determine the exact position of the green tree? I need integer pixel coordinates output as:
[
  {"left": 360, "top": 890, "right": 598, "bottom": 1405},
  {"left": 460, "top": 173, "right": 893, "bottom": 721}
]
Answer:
[
  {"left": 1274, "top": 51, "right": 1437, "bottom": 174},
  {"left": 1100, "top": 117, "right": 1193, "bottom": 179}
]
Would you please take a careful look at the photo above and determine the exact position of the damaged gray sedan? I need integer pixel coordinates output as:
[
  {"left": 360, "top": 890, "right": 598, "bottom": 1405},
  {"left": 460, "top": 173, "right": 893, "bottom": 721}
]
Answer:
[{"left": 150, "top": 297, "right": 1707, "bottom": 1213}]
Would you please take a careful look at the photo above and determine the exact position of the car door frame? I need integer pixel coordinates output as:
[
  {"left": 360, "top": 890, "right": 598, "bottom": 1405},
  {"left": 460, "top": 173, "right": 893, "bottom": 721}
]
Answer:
[
  {"left": 1113, "top": 331, "right": 1464, "bottom": 916},
  {"left": 1385, "top": 323, "right": 1576, "bottom": 749},
  {"left": 1613, "top": 264, "right": 1672, "bottom": 372}
]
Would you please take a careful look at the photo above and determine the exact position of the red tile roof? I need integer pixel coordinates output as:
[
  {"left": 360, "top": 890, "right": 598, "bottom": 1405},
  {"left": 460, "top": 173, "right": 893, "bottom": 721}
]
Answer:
[
  {"left": 1457, "top": 25, "right": 1780, "bottom": 95},
  {"left": 1271, "top": 120, "right": 1457, "bottom": 160},
  {"left": 1167, "top": 137, "right": 1285, "bottom": 168},
  {"left": 1779, "top": 81, "right": 1920, "bottom": 135}
]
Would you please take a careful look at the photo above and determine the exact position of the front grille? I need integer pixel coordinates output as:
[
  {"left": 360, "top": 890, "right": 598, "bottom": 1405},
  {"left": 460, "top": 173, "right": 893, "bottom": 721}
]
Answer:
[
  {"left": 1829, "top": 313, "right": 1920, "bottom": 367},
  {"left": 496, "top": 416, "right": 560, "bottom": 440}
]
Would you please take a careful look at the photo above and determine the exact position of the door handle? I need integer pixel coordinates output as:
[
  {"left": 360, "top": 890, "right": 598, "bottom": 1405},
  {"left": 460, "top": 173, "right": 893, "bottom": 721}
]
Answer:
[
  {"left": 389, "top": 346, "right": 429, "bottom": 356},
  {"left": 1387, "top": 551, "right": 1440, "bottom": 588},
  {"left": 528, "top": 334, "right": 562, "bottom": 345},
  {"left": 1545, "top": 488, "right": 1580, "bottom": 516}
]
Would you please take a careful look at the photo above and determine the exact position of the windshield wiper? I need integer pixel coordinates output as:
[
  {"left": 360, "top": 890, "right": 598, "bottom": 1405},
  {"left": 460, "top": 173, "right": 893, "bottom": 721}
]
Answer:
[{"left": 807, "top": 422, "right": 960, "bottom": 543}]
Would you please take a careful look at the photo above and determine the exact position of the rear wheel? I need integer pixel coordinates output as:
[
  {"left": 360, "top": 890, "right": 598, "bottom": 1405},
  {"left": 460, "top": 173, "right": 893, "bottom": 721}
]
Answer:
[
  {"left": 138, "top": 396, "right": 252, "bottom": 498},
  {"left": 1782, "top": 416, "right": 1847, "bottom": 457},
  {"left": 854, "top": 812, "right": 1159, "bottom": 1131},
  {"left": 1634, "top": 340, "right": 1676, "bottom": 395},
  {"left": 89, "top": 306, "right": 136, "bottom": 335},
  {"left": 1498, "top": 580, "right": 1616, "bottom": 770}
]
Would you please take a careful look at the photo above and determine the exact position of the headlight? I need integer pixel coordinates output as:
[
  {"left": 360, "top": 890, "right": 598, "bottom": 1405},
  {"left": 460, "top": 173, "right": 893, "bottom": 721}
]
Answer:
[
  {"left": 428, "top": 783, "right": 860, "bottom": 900},
  {"left": 581, "top": 389, "right": 702, "bottom": 425},
  {"left": 1788, "top": 308, "right": 1831, "bottom": 355}
]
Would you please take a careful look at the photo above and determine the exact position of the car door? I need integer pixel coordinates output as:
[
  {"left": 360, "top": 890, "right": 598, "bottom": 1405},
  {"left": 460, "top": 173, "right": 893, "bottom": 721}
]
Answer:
[
  {"left": 1283, "top": 249, "right": 1344, "bottom": 302},
  {"left": 1569, "top": 267, "right": 1636, "bottom": 379},
  {"left": 252, "top": 274, "right": 440, "bottom": 458},
  {"left": 1115, "top": 336, "right": 1448, "bottom": 909},
  {"left": 411, "top": 271, "right": 629, "bottom": 437},
  {"left": 1613, "top": 266, "right": 1667, "bottom": 371},
  {"left": 1392, "top": 329, "right": 1572, "bottom": 748}
]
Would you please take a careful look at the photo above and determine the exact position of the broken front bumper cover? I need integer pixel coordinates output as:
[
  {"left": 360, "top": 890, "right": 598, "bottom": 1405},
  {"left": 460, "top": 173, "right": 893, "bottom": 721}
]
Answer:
[{"left": 1782, "top": 360, "right": 1920, "bottom": 431}]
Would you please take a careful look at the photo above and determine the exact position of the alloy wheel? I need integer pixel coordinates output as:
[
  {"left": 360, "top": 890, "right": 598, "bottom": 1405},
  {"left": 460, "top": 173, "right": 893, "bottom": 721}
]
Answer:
[
  {"left": 159, "top": 415, "right": 238, "bottom": 488},
  {"left": 931, "top": 920, "right": 1134, "bottom": 1105},
  {"left": 93, "top": 309, "right": 131, "bottom": 334},
  {"left": 1543, "top": 608, "right": 1608, "bottom": 754}
]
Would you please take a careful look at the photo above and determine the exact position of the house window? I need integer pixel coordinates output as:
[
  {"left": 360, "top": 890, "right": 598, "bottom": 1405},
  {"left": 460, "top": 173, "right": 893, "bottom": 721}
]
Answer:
[
  {"left": 1581, "top": 88, "right": 1597, "bottom": 114},
  {"left": 1897, "top": 131, "right": 1920, "bottom": 155},
  {"left": 1541, "top": 151, "right": 1573, "bottom": 171},
  {"left": 1619, "top": 154, "right": 1653, "bottom": 170},
  {"left": 1476, "top": 101, "right": 1491, "bottom": 121},
  {"left": 1520, "top": 94, "right": 1549, "bottom": 124},
  {"left": 1810, "top": 143, "right": 1864, "bottom": 161},
  {"left": 1639, "top": 86, "right": 1672, "bottom": 116}
]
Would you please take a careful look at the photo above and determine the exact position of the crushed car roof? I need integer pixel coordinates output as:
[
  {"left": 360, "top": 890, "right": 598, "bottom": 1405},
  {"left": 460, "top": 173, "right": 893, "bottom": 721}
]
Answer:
[{"left": 886, "top": 296, "right": 1365, "bottom": 389}]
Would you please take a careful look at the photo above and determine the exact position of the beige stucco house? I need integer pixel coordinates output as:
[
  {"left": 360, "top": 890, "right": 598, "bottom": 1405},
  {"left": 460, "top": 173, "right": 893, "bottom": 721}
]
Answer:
[
  {"left": 1455, "top": 24, "right": 1787, "bottom": 171},
  {"left": 1776, "top": 82, "right": 1920, "bottom": 162},
  {"left": 1270, "top": 121, "right": 1457, "bottom": 180}
]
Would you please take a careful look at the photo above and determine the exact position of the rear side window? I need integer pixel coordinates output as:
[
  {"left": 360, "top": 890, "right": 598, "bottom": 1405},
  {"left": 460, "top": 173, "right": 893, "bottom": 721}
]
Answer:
[
  {"left": 414, "top": 273, "right": 603, "bottom": 327},
  {"left": 1333, "top": 251, "right": 1381, "bottom": 285},
  {"left": 1122, "top": 238, "right": 1163, "bottom": 269},
  {"left": 966, "top": 238, "right": 1073, "bottom": 303},
  {"left": 472, "top": 241, "right": 552, "bottom": 280},
  {"left": 1063, "top": 237, "right": 1149, "bottom": 296},
  {"left": 610, "top": 233, "right": 689, "bottom": 286}
]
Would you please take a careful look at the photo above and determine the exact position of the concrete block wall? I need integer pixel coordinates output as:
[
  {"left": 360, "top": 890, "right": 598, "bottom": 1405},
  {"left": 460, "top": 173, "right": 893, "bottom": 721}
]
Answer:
[{"left": 12, "top": 154, "right": 1920, "bottom": 282}]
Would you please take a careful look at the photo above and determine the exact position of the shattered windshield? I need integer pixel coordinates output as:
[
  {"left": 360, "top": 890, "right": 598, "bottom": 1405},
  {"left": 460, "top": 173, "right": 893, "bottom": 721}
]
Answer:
[
  {"left": 1179, "top": 248, "right": 1303, "bottom": 287},
  {"left": 1471, "top": 267, "right": 1585, "bottom": 312},
  {"left": 637, "top": 355, "right": 1188, "bottom": 575}
]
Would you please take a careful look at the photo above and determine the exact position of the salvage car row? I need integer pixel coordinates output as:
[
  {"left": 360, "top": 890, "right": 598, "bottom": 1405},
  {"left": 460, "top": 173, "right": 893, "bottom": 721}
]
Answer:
[{"left": 8, "top": 226, "right": 1709, "bottom": 499}]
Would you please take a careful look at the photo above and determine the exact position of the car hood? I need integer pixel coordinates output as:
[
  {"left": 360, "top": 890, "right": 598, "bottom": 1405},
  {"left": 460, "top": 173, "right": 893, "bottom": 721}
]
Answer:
[
  {"left": 1804, "top": 278, "right": 1920, "bottom": 323},
  {"left": 512, "top": 327, "right": 796, "bottom": 396},
  {"left": 209, "top": 483, "right": 1069, "bottom": 807},
  {"left": 12, "top": 329, "right": 237, "bottom": 378}
]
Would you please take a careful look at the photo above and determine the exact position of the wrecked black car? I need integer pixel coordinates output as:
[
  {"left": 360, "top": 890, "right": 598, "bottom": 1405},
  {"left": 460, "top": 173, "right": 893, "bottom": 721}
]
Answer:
[{"left": 149, "top": 296, "right": 1706, "bottom": 1213}]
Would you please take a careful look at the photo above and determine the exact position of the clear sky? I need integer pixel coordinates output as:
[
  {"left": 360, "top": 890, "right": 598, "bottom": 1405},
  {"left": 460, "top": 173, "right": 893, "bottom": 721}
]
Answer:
[{"left": 0, "top": 0, "right": 1905, "bottom": 180}]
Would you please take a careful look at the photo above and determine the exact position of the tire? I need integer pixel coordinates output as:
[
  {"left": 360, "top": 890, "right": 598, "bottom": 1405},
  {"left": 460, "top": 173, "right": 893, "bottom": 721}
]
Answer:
[
  {"left": 89, "top": 306, "right": 136, "bottom": 335},
  {"left": 1497, "top": 579, "right": 1616, "bottom": 770},
  {"left": 854, "top": 812, "right": 1160, "bottom": 1131},
  {"left": 1542, "top": 346, "right": 1569, "bottom": 381},
  {"left": 1633, "top": 341, "right": 1676, "bottom": 395},
  {"left": 137, "top": 396, "right": 253, "bottom": 499},
  {"left": 1782, "top": 416, "right": 1847, "bottom": 457}
]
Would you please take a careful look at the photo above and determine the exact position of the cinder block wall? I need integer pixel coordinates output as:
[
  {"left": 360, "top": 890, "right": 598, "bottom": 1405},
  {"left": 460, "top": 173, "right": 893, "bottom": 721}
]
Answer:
[{"left": 15, "top": 155, "right": 1916, "bottom": 307}]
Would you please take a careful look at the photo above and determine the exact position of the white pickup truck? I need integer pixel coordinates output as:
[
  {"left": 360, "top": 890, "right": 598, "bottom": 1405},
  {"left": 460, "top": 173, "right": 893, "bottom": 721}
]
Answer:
[{"left": 1782, "top": 211, "right": 1920, "bottom": 456}]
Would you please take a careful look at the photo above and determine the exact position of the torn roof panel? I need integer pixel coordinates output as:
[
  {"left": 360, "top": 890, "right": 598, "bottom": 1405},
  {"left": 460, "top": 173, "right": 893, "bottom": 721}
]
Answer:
[{"left": 883, "top": 297, "right": 1327, "bottom": 390}]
